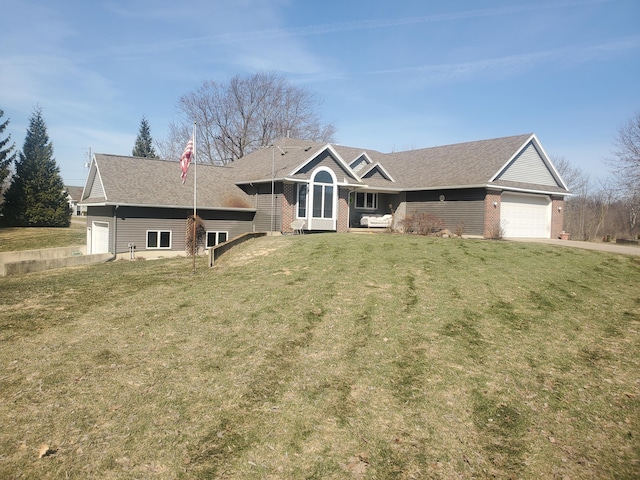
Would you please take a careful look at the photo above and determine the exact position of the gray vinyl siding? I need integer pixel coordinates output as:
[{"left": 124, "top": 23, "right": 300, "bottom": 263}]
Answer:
[
  {"left": 496, "top": 142, "right": 558, "bottom": 187},
  {"left": 238, "top": 182, "right": 283, "bottom": 232},
  {"left": 253, "top": 193, "right": 282, "bottom": 232},
  {"left": 120, "top": 217, "right": 187, "bottom": 253},
  {"left": 405, "top": 189, "right": 486, "bottom": 236},
  {"left": 362, "top": 168, "right": 386, "bottom": 181},
  {"left": 105, "top": 206, "right": 254, "bottom": 254},
  {"left": 350, "top": 156, "right": 368, "bottom": 173},
  {"left": 87, "top": 206, "right": 115, "bottom": 253},
  {"left": 88, "top": 171, "right": 105, "bottom": 198},
  {"left": 297, "top": 150, "right": 354, "bottom": 179}
]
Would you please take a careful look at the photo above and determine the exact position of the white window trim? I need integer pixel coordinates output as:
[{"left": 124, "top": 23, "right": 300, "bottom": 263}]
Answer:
[
  {"left": 206, "top": 230, "right": 229, "bottom": 248},
  {"left": 355, "top": 191, "right": 378, "bottom": 210},
  {"left": 146, "top": 230, "right": 172, "bottom": 249},
  {"left": 308, "top": 167, "right": 337, "bottom": 230},
  {"left": 296, "top": 183, "right": 308, "bottom": 219}
]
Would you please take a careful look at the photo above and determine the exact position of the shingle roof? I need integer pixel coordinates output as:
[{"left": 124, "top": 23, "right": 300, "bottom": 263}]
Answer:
[
  {"left": 64, "top": 186, "right": 84, "bottom": 200},
  {"left": 228, "top": 134, "right": 566, "bottom": 192},
  {"left": 82, "top": 133, "right": 568, "bottom": 210},
  {"left": 382, "top": 134, "right": 534, "bottom": 189},
  {"left": 82, "top": 154, "right": 254, "bottom": 209},
  {"left": 229, "top": 138, "right": 328, "bottom": 183}
]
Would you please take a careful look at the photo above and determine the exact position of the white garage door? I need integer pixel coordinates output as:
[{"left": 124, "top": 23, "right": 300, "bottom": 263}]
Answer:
[
  {"left": 91, "top": 221, "right": 110, "bottom": 254},
  {"left": 501, "top": 193, "right": 551, "bottom": 238}
]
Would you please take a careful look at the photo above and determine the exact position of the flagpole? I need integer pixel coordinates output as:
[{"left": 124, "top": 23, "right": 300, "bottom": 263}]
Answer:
[{"left": 192, "top": 122, "right": 197, "bottom": 274}]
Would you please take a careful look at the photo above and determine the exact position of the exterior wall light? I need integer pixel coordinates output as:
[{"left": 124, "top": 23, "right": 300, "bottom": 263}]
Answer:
[{"left": 493, "top": 201, "right": 498, "bottom": 207}]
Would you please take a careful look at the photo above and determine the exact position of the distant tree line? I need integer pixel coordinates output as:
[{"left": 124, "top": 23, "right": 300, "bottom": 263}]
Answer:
[{"left": 556, "top": 111, "right": 640, "bottom": 241}]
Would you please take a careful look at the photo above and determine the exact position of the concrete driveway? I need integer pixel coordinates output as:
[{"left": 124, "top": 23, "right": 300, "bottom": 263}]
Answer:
[{"left": 506, "top": 238, "right": 640, "bottom": 256}]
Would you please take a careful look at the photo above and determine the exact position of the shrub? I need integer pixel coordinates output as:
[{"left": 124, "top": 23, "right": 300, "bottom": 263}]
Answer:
[
  {"left": 488, "top": 221, "right": 506, "bottom": 240},
  {"left": 401, "top": 212, "right": 445, "bottom": 235}
]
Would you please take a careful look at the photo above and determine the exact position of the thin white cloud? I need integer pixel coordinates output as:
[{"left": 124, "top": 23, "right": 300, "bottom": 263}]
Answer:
[
  {"left": 360, "top": 36, "right": 640, "bottom": 84},
  {"left": 84, "top": 0, "right": 615, "bottom": 59},
  {"left": 0, "top": 53, "right": 120, "bottom": 115}
]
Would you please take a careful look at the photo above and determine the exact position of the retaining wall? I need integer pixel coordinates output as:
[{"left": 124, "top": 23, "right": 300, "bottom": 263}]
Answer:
[{"left": 0, "top": 245, "right": 113, "bottom": 277}]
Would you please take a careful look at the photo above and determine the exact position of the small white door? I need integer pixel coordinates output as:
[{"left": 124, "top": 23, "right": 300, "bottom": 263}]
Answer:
[
  {"left": 91, "top": 221, "right": 110, "bottom": 254},
  {"left": 501, "top": 193, "right": 551, "bottom": 238}
]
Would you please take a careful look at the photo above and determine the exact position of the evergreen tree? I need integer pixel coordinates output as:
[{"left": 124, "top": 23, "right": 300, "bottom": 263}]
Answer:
[
  {"left": 132, "top": 116, "right": 157, "bottom": 157},
  {"left": 0, "top": 109, "right": 17, "bottom": 194},
  {"left": 1, "top": 107, "right": 70, "bottom": 227}
]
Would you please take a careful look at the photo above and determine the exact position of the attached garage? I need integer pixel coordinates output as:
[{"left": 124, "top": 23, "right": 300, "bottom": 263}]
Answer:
[{"left": 500, "top": 192, "right": 551, "bottom": 238}]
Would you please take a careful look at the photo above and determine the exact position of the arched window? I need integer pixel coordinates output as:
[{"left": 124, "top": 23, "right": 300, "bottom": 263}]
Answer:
[{"left": 312, "top": 170, "right": 334, "bottom": 219}]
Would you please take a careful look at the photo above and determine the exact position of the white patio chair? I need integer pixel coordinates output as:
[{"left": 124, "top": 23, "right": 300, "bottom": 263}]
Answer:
[{"left": 290, "top": 219, "right": 305, "bottom": 235}]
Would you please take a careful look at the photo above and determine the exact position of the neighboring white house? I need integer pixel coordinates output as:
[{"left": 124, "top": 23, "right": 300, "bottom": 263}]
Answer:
[{"left": 65, "top": 186, "right": 86, "bottom": 216}]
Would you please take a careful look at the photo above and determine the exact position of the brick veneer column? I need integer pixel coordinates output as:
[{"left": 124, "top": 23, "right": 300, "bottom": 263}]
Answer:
[
  {"left": 337, "top": 188, "right": 350, "bottom": 232},
  {"left": 484, "top": 191, "right": 501, "bottom": 238},
  {"left": 282, "top": 183, "right": 296, "bottom": 233},
  {"left": 551, "top": 197, "right": 565, "bottom": 239}
]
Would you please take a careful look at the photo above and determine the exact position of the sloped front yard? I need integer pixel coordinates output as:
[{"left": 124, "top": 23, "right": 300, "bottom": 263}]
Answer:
[{"left": 0, "top": 234, "right": 638, "bottom": 479}]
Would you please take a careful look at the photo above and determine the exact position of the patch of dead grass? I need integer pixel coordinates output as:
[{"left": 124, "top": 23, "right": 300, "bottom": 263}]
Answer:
[{"left": 0, "top": 234, "right": 638, "bottom": 478}]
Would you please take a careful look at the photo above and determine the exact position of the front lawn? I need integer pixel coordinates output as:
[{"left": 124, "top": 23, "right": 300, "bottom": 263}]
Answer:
[
  {"left": 0, "top": 219, "right": 86, "bottom": 252},
  {"left": 0, "top": 234, "right": 638, "bottom": 479}
]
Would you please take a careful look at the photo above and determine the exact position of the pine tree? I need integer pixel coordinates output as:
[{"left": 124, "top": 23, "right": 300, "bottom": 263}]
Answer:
[
  {"left": 0, "top": 109, "right": 17, "bottom": 193},
  {"left": 1, "top": 107, "right": 71, "bottom": 227},
  {"left": 132, "top": 116, "right": 157, "bottom": 158}
]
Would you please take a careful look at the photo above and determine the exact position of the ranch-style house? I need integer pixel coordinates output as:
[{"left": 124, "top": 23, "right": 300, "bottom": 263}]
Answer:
[{"left": 79, "top": 133, "right": 570, "bottom": 257}]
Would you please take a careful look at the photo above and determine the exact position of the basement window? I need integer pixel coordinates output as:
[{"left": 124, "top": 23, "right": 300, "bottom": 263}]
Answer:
[
  {"left": 146, "top": 230, "right": 171, "bottom": 249},
  {"left": 206, "top": 231, "right": 228, "bottom": 248}
]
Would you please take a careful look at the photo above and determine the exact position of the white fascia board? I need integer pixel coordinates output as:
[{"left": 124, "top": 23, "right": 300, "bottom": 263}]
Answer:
[
  {"left": 236, "top": 176, "right": 287, "bottom": 185},
  {"left": 491, "top": 185, "right": 572, "bottom": 196},
  {"left": 94, "top": 159, "right": 107, "bottom": 202},
  {"left": 290, "top": 144, "right": 362, "bottom": 182},
  {"left": 489, "top": 134, "right": 569, "bottom": 191},
  {"left": 348, "top": 151, "right": 374, "bottom": 168},
  {"left": 283, "top": 177, "right": 354, "bottom": 187},
  {"left": 81, "top": 155, "right": 104, "bottom": 201},
  {"left": 489, "top": 134, "right": 535, "bottom": 183},
  {"left": 79, "top": 157, "right": 93, "bottom": 201},
  {"left": 353, "top": 185, "right": 405, "bottom": 193},
  {"left": 360, "top": 162, "right": 396, "bottom": 182},
  {"left": 530, "top": 133, "right": 570, "bottom": 191},
  {"left": 80, "top": 201, "right": 257, "bottom": 211}
]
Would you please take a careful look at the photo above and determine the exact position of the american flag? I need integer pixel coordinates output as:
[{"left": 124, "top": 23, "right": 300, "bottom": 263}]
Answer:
[{"left": 180, "top": 139, "right": 193, "bottom": 184}]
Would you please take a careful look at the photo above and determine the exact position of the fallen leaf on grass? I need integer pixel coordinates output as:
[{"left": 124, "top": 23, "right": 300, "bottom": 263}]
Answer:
[
  {"left": 344, "top": 452, "right": 369, "bottom": 477},
  {"left": 38, "top": 444, "right": 56, "bottom": 458}
]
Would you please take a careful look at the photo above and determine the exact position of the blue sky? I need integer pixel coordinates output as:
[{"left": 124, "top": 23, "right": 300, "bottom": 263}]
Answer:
[{"left": 1, "top": 0, "right": 638, "bottom": 186}]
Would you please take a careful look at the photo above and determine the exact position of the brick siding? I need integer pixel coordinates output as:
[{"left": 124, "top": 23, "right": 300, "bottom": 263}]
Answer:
[
  {"left": 282, "top": 183, "right": 296, "bottom": 233},
  {"left": 551, "top": 196, "right": 565, "bottom": 239},
  {"left": 337, "top": 188, "right": 350, "bottom": 232},
  {"left": 484, "top": 191, "right": 502, "bottom": 238}
]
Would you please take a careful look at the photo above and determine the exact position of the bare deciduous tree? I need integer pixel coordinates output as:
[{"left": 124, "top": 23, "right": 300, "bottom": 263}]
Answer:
[
  {"left": 553, "top": 155, "right": 588, "bottom": 193},
  {"left": 158, "top": 72, "right": 336, "bottom": 165},
  {"left": 606, "top": 111, "right": 640, "bottom": 237},
  {"left": 609, "top": 111, "right": 640, "bottom": 190}
]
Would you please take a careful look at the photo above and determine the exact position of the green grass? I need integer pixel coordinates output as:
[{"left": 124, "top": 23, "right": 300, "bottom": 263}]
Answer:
[
  {"left": 0, "top": 233, "right": 639, "bottom": 479},
  {"left": 0, "top": 219, "right": 86, "bottom": 251}
]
